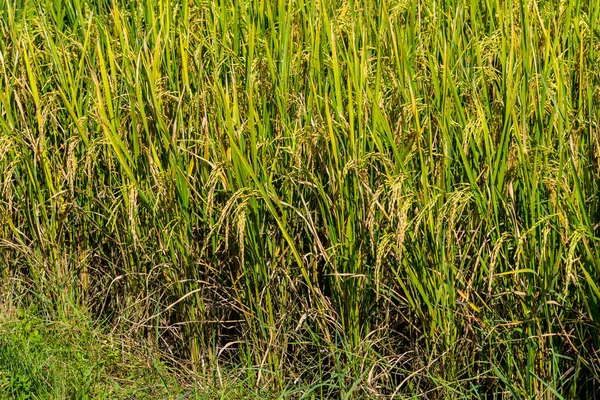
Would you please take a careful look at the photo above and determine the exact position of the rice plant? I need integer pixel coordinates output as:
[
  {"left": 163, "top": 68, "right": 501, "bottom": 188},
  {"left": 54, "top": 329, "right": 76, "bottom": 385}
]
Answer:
[{"left": 1, "top": 0, "right": 599, "bottom": 397}]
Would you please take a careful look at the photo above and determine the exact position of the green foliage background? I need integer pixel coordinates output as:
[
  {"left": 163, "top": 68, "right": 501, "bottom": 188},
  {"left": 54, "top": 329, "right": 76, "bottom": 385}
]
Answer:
[{"left": 1, "top": 0, "right": 599, "bottom": 397}]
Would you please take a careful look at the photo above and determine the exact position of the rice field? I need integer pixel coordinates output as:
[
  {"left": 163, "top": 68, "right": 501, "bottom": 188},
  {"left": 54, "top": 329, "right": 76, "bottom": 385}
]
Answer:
[{"left": 1, "top": 0, "right": 600, "bottom": 397}]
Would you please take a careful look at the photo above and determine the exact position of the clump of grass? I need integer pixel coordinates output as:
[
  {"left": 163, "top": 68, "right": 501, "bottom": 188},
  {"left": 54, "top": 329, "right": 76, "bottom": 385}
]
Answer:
[
  {"left": 0, "top": 306, "right": 181, "bottom": 399},
  {"left": 1, "top": 0, "right": 599, "bottom": 397},
  {"left": 0, "top": 303, "right": 276, "bottom": 399}
]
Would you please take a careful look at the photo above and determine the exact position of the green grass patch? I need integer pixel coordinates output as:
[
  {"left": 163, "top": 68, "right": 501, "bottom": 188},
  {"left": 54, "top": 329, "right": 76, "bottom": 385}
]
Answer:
[{"left": 0, "top": 309, "right": 183, "bottom": 399}]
